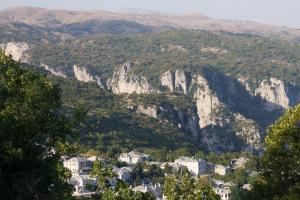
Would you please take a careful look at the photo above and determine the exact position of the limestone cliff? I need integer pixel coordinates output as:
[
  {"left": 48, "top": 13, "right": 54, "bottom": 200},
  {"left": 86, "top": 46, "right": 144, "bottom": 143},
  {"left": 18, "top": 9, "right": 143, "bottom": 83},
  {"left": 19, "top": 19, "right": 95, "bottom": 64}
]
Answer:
[
  {"left": 233, "top": 113, "right": 261, "bottom": 147},
  {"left": 41, "top": 64, "right": 67, "bottom": 78},
  {"left": 137, "top": 105, "right": 158, "bottom": 118},
  {"left": 192, "top": 74, "right": 223, "bottom": 128},
  {"left": 161, "top": 70, "right": 175, "bottom": 92},
  {"left": 136, "top": 102, "right": 200, "bottom": 139},
  {"left": 255, "top": 78, "right": 300, "bottom": 111},
  {"left": 161, "top": 70, "right": 190, "bottom": 94},
  {"left": 0, "top": 42, "right": 29, "bottom": 62},
  {"left": 108, "top": 63, "right": 157, "bottom": 94},
  {"left": 73, "top": 65, "right": 106, "bottom": 89}
]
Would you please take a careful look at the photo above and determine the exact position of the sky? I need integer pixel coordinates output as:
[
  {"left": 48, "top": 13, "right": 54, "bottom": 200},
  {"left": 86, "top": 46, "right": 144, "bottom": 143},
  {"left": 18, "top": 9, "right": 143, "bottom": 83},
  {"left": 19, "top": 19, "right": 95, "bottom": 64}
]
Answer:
[{"left": 1, "top": 0, "right": 300, "bottom": 28}]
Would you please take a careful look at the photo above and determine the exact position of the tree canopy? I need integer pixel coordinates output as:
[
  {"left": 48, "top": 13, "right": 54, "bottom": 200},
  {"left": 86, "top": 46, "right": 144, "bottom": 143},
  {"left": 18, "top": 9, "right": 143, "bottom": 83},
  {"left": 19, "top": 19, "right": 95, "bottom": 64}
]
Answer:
[
  {"left": 0, "top": 51, "right": 74, "bottom": 200},
  {"left": 248, "top": 104, "right": 300, "bottom": 199}
]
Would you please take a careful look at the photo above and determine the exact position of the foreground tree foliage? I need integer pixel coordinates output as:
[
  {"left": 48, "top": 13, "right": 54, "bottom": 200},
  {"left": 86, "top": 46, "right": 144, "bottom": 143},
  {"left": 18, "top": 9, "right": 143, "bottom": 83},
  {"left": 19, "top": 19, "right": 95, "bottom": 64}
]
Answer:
[
  {"left": 0, "top": 52, "right": 75, "bottom": 199},
  {"left": 88, "top": 160, "right": 156, "bottom": 200},
  {"left": 164, "top": 174, "right": 220, "bottom": 200},
  {"left": 248, "top": 105, "right": 300, "bottom": 200}
]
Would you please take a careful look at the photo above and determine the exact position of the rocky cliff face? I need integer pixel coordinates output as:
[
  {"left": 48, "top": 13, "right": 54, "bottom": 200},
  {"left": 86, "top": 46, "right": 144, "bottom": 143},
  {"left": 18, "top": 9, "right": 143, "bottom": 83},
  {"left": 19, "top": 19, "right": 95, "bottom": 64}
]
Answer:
[
  {"left": 68, "top": 64, "right": 282, "bottom": 149},
  {"left": 73, "top": 65, "right": 106, "bottom": 89},
  {"left": 192, "top": 74, "right": 223, "bottom": 128},
  {"left": 161, "top": 70, "right": 190, "bottom": 94},
  {"left": 31, "top": 60, "right": 300, "bottom": 151},
  {"left": 137, "top": 105, "right": 158, "bottom": 118},
  {"left": 233, "top": 113, "right": 261, "bottom": 147},
  {"left": 255, "top": 78, "right": 300, "bottom": 111},
  {"left": 41, "top": 64, "right": 67, "bottom": 78},
  {"left": 136, "top": 102, "right": 200, "bottom": 140},
  {"left": 0, "top": 42, "right": 29, "bottom": 62},
  {"left": 108, "top": 63, "right": 157, "bottom": 94}
]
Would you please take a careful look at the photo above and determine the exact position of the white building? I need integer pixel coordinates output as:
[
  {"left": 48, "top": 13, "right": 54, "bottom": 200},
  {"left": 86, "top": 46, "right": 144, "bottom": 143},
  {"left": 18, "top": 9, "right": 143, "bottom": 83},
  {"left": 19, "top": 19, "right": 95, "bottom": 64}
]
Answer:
[
  {"left": 118, "top": 151, "right": 149, "bottom": 164},
  {"left": 214, "top": 187, "right": 231, "bottom": 200},
  {"left": 113, "top": 166, "right": 133, "bottom": 182},
  {"left": 69, "top": 174, "right": 97, "bottom": 195},
  {"left": 63, "top": 157, "right": 93, "bottom": 173},
  {"left": 133, "top": 184, "right": 161, "bottom": 199},
  {"left": 174, "top": 157, "right": 206, "bottom": 176},
  {"left": 214, "top": 165, "right": 231, "bottom": 176},
  {"left": 213, "top": 181, "right": 234, "bottom": 200}
]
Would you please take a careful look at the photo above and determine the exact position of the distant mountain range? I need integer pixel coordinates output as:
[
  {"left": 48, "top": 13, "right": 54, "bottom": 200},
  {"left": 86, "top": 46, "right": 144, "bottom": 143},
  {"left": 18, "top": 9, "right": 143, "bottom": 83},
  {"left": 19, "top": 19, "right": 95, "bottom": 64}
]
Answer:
[{"left": 1, "top": 6, "right": 300, "bottom": 41}]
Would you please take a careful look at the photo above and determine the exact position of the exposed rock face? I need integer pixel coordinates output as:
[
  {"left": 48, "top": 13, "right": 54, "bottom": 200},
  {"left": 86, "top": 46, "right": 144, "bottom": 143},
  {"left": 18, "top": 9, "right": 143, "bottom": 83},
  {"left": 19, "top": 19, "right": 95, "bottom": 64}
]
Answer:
[
  {"left": 193, "top": 74, "right": 222, "bottom": 128},
  {"left": 161, "top": 70, "right": 175, "bottom": 92},
  {"left": 161, "top": 70, "right": 190, "bottom": 94},
  {"left": 109, "top": 63, "right": 157, "bottom": 94},
  {"left": 41, "top": 64, "right": 67, "bottom": 78},
  {"left": 0, "top": 42, "right": 29, "bottom": 62},
  {"left": 159, "top": 69, "right": 264, "bottom": 149},
  {"left": 73, "top": 65, "right": 94, "bottom": 82},
  {"left": 175, "top": 70, "right": 190, "bottom": 94},
  {"left": 137, "top": 105, "right": 158, "bottom": 118},
  {"left": 237, "top": 76, "right": 253, "bottom": 94},
  {"left": 136, "top": 103, "right": 200, "bottom": 139},
  {"left": 187, "top": 116, "right": 199, "bottom": 139},
  {"left": 255, "top": 78, "right": 300, "bottom": 111},
  {"left": 73, "top": 65, "right": 106, "bottom": 89},
  {"left": 233, "top": 113, "right": 261, "bottom": 147}
]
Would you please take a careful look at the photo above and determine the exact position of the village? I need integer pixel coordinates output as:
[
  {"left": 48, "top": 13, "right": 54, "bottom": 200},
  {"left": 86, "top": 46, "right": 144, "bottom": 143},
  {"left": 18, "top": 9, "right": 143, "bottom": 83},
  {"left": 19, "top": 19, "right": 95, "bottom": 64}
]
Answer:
[{"left": 62, "top": 151, "right": 256, "bottom": 200}]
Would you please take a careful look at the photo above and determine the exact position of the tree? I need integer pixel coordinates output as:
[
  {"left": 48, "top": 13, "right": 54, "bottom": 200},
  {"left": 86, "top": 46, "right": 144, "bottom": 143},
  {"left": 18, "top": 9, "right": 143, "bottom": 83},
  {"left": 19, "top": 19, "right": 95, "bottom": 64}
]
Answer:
[
  {"left": 164, "top": 174, "right": 220, "bottom": 200},
  {"left": 230, "top": 186, "right": 247, "bottom": 200},
  {"left": 164, "top": 175, "right": 179, "bottom": 200},
  {"left": 0, "top": 52, "right": 75, "bottom": 199},
  {"left": 90, "top": 160, "right": 116, "bottom": 190},
  {"left": 178, "top": 174, "right": 195, "bottom": 200},
  {"left": 248, "top": 105, "right": 300, "bottom": 199},
  {"left": 194, "top": 178, "right": 220, "bottom": 200}
]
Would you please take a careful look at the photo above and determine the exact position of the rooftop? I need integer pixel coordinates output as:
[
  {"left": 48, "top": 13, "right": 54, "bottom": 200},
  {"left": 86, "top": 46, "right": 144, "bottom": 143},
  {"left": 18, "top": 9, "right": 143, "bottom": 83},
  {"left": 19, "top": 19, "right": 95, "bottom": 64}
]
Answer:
[{"left": 175, "top": 156, "right": 198, "bottom": 162}]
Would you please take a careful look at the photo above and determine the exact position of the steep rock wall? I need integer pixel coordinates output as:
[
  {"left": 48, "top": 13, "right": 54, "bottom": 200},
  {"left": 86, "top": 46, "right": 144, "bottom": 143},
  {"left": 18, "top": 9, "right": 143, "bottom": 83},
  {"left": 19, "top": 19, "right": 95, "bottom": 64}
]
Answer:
[
  {"left": 0, "top": 42, "right": 29, "bottom": 62},
  {"left": 192, "top": 74, "right": 223, "bottom": 128},
  {"left": 255, "top": 78, "right": 300, "bottom": 111},
  {"left": 41, "top": 64, "right": 67, "bottom": 78},
  {"left": 73, "top": 65, "right": 106, "bottom": 89},
  {"left": 161, "top": 70, "right": 190, "bottom": 94},
  {"left": 108, "top": 63, "right": 157, "bottom": 94}
]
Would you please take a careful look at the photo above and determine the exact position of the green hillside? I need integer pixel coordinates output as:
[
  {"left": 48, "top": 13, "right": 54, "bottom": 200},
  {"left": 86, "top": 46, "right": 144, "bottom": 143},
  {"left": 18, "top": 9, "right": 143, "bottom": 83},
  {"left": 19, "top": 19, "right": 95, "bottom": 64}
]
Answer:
[{"left": 51, "top": 77, "right": 203, "bottom": 159}]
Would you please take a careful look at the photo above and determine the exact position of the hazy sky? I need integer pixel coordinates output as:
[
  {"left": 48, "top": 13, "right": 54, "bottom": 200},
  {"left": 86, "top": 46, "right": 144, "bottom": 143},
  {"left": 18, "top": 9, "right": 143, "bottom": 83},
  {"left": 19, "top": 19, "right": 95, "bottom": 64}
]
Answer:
[{"left": 1, "top": 0, "right": 300, "bottom": 28}]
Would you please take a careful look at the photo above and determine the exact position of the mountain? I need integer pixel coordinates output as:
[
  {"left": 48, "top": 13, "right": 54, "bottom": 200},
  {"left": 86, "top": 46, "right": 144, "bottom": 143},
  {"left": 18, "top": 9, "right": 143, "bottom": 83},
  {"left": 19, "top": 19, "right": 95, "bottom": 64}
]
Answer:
[
  {"left": 1, "top": 6, "right": 300, "bottom": 41},
  {"left": 1, "top": 7, "right": 300, "bottom": 156}
]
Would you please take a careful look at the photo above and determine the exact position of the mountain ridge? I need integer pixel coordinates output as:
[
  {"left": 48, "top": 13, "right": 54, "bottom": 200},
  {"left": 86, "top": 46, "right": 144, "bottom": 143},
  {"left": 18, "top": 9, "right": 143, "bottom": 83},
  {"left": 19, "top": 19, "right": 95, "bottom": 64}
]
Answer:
[{"left": 1, "top": 6, "right": 300, "bottom": 41}]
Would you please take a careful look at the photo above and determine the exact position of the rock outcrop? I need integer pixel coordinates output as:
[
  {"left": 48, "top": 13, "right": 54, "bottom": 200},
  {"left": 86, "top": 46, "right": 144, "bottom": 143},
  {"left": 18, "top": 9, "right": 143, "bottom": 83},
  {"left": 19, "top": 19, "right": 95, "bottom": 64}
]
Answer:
[
  {"left": 136, "top": 102, "right": 200, "bottom": 139},
  {"left": 192, "top": 74, "right": 223, "bottom": 128},
  {"left": 255, "top": 78, "right": 300, "bottom": 111},
  {"left": 41, "top": 64, "right": 67, "bottom": 78},
  {"left": 137, "top": 105, "right": 158, "bottom": 118},
  {"left": 161, "top": 70, "right": 175, "bottom": 92},
  {"left": 161, "top": 70, "right": 190, "bottom": 94},
  {"left": 0, "top": 42, "right": 29, "bottom": 62},
  {"left": 233, "top": 113, "right": 261, "bottom": 147},
  {"left": 73, "top": 65, "right": 106, "bottom": 89},
  {"left": 108, "top": 63, "right": 157, "bottom": 94},
  {"left": 175, "top": 70, "right": 190, "bottom": 94}
]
